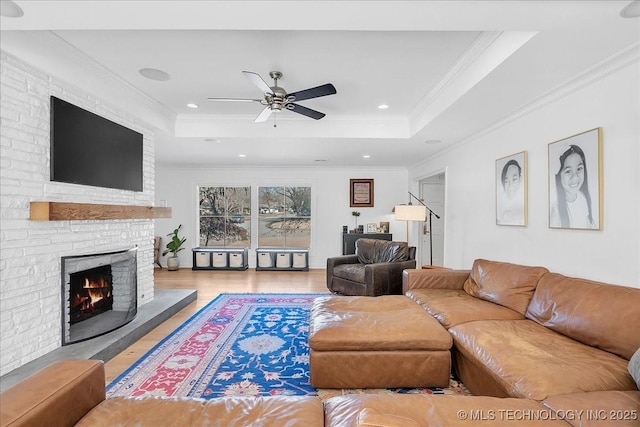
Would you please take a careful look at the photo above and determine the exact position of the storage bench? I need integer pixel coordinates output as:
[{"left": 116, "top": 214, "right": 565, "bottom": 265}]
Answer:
[{"left": 255, "top": 248, "right": 309, "bottom": 271}]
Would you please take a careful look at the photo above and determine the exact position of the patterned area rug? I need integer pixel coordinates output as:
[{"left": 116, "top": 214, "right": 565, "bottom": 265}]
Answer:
[{"left": 107, "top": 293, "right": 470, "bottom": 399}]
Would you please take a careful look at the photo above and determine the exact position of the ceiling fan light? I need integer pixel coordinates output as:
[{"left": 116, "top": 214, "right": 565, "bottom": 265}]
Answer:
[{"left": 213, "top": 70, "right": 335, "bottom": 124}]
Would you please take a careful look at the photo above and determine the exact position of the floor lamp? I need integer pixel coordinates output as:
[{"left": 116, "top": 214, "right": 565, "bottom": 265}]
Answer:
[
  {"left": 394, "top": 204, "right": 426, "bottom": 251},
  {"left": 394, "top": 192, "right": 441, "bottom": 265}
]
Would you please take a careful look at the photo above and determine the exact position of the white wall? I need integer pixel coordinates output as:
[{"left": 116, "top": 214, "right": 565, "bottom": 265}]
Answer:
[
  {"left": 0, "top": 52, "right": 157, "bottom": 376},
  {"left": 155, "top": 166, "right": 408, "bottom": 269},
  {"left": 409, "top": 59, "right": 639, "bottom": 288}
]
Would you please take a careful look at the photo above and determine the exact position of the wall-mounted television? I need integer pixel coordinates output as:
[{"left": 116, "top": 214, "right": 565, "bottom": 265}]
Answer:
[{"left": 50, "top": 96, "right": 144, "bottom": 192}]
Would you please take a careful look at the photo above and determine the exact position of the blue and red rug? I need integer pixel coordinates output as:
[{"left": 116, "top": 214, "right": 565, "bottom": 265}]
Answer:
[{"left": 107, "top": 293, "right": 470, "bottom": 399}]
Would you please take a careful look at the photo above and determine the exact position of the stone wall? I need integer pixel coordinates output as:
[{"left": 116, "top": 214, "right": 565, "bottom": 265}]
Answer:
[{"left": 0, "top": 51, "right": 156, "bottom": 376}]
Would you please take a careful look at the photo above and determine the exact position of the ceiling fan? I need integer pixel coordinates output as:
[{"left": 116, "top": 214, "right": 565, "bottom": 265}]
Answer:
[{"left": 207, "top": 71, "right": 337, "bottom": 123}]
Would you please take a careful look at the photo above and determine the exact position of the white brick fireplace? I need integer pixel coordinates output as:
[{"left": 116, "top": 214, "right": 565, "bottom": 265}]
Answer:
[{"left": 0, "top": 52, "right": 157, "bottom": 376}]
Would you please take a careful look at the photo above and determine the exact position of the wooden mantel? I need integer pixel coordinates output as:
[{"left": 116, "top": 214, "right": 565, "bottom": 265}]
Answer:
[{"left": 30, "top": 202, "right": 172, "bottom": 221}]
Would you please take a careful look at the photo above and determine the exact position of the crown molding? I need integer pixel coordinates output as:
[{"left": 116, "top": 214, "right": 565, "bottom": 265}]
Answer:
[
  {"left": 407, "top": 30, "right": 537, "bottom": 134},
  {"left": 410, "top": 42, "right": 640, "bottom": 169},
  {"left": 460, "top": 41, "right": 639, "bottom": 145}
]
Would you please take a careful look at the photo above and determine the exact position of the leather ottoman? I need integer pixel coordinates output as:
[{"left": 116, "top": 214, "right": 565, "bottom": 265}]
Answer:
[{"left": 308, "top": 295, "right": 452, "bottom": 388}]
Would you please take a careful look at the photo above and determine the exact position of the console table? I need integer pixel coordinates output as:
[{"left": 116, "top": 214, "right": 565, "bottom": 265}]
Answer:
[{"left": 342, "top": 233, "right": 392, "bottom": 255}]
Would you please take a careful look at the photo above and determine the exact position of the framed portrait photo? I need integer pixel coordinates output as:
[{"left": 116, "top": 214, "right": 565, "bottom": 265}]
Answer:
[
  {"left": 548, "top": 127, "right": 602, "bottom": 230},
  {"left": 350, "top": 178, "right": 374, "bottom": 207},
  {"left": 496, "top": 151, "right": 527, "bottom": 226}
]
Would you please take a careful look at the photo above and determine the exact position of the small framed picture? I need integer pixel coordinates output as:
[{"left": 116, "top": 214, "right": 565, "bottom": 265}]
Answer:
[
  {"left": 496, "top": 151, "right": 527, "bottom": 226},
  {"left": 379, "top": 221, "right": 389, "bottom": 233},
  {"left": 366, "top": 223, "right": 377, "bottom": 233},
  {"left": 548, "top": 128, "right": 602, "bottom": 230},
  {"left": 350, "top": 178, "right": 374, "bottom": 207}
]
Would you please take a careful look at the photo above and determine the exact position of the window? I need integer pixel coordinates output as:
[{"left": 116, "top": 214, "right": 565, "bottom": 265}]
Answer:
[
  {"left": 198, "top": 186, "right": 251, "bottom": 247},
  {"left": 258, "top": 186, "right": 311, "bottom": 248}
]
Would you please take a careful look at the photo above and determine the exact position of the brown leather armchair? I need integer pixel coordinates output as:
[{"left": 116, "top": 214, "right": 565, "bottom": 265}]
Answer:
[{"left": 327, "top": 238, "right": 416, "bottom": 296}]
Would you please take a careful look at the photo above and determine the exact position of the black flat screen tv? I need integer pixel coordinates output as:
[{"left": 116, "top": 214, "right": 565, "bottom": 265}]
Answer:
[{"left": 50, "top": 96, "right": 144, "bottom": 192}]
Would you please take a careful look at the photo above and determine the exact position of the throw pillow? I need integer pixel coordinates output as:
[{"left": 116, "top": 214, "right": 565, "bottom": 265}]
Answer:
[{"left": 629, "top": 347, "right": 640, "bottom": 389}]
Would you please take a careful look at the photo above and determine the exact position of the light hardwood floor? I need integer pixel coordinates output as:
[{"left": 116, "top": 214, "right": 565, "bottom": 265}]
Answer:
[{"left": 104, "top": 268, "right": 330, "bottom": 383}]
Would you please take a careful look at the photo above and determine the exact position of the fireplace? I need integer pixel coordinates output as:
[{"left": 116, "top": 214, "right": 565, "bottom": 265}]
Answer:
[
  {"left": 69, "top": 265, "right": 114, "bottom": 324},
  {"left": 61, "top": 248, "right": 137, "bottom": 345}
]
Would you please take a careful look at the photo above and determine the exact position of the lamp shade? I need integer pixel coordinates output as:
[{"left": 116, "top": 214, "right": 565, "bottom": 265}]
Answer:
[{"left": 394, "top": 205, "right": 426, "bottom": 221}]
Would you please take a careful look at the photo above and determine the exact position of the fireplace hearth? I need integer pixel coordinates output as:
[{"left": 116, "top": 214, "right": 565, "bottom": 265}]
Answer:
[{"left": 61, "top": 248, "right": 137, "bottom": 345}]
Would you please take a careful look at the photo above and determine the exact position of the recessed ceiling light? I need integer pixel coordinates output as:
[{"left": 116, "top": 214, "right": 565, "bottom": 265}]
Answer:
[
  {"left": 0, "top": 0, "right": 24, "bottom": 17},
  {"left": 425, "top": 139, "right": 442, "bottom": 144},
  {"left": 377, "top": 104, "right": 389, "bottom": 110},
  {"left": 138, "top": 68, "right": 171, "bottom": 81},
  {"left": 187, "top": 103, "right": 199, "bottom": 109},
  {"left": 238, "top": 154, "right": 247, "bottom": 158},
  {"left": 363, "top": 154, "right": 371, "bottom": 158},
  {"left": 620, "top": 1, "right": 640, "bottom": 18}
]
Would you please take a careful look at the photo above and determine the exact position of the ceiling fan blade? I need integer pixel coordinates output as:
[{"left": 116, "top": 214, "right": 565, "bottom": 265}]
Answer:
[
  {"left": 207, "top": 98, "right": 262, "bottom": 102},
  {"left": 287, "top": 103, "right": 326, "bottom": 120},
  {"left": 242, "top": 71, "right": 273, "bottom": 94},
  {"left": 254, "top": 106, "right": 273, "bottom": 123},
  {"left": 287, "top": 83, "right": 336, "bottom": 102}
]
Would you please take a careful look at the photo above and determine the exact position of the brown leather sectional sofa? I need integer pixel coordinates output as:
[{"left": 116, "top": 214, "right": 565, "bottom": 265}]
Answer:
[
  {"left": 404, "top": 259, "right": 639, "bottom": 401},
  {"left": 326, "top": 259, "right": 639, "bottom": 426},
  {"left": 2, "top": 259, "right": 639, "bottom": 426},
  {"left": 1, "top": 358, "right": 638, "bottom": 426}
]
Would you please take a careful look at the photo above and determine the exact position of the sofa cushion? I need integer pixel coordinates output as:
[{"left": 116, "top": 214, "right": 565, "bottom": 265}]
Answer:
[
  {"left": 526, "top": 273, "right": 640, "bottom": 360},
  {"left": 356, "top": 239, "right": 409, "bottom": 264},
  {"left": 462, "top": 259, "right": 548, "bottom": 315},
  {"left": 406, "top": 288, "right": 524, "bottom": 329},
  {"left": 628, "top": 347, "right": 640, "bottom": 389},
  {"left": 324, "top": 394, "right": 569, "bottom": 427},
  {"left": 542, "top": 391, "right": 640, "bottom": 427},
  {"left": 449, "top": 319, "right": 637, "bottom": 401},
  {"left": 76, "top": 396, "right": 324, "bottom": 427},
  {"left": 333, "top": 263, "right": 366, "bottom": 282}
]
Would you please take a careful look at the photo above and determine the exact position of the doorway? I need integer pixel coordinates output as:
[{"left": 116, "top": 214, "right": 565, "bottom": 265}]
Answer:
[{"left": 419, "top": 173, "right": 445, "bottom": 267}]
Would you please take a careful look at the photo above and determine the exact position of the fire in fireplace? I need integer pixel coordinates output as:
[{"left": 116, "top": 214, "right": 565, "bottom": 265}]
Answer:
[
  {"left": 61, "top": 247, "right": 137, "bottom": 345},
  {"left": 69, "top": 265, "right": 114, "bottom": 324}
]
